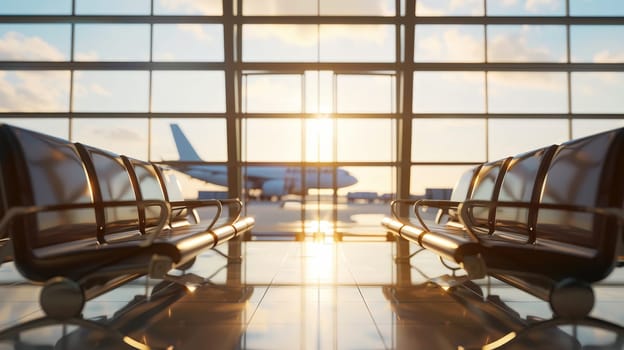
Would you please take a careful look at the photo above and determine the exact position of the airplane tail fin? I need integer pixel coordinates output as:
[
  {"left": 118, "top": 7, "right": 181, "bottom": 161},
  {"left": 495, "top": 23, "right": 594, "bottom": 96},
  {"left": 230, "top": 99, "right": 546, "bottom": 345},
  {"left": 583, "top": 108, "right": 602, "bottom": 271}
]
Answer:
[{"left": 170, "top": 124, "right": 202, "bottom": 161}]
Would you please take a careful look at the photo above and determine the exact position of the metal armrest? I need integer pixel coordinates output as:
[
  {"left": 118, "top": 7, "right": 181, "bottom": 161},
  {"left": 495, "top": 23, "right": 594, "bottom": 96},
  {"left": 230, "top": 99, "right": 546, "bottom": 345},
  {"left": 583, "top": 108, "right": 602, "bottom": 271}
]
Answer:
[
  {"left": 414, "top": 199, "right": 461, "bottom": 232},
  {"left": 459, "top": 199, "right": 624, "bottom": 244},
  {"left": 169, "top": 199, "right": 223, "bottom": 231},
  {"left": 0, "top": 200, "right": 170, "bottom": 247},
  {"left": 168, "top": 198, "right": 243, "bottom": 231},
  {"left": 390, "top": 199, "right": 418, "bottom": 222}
]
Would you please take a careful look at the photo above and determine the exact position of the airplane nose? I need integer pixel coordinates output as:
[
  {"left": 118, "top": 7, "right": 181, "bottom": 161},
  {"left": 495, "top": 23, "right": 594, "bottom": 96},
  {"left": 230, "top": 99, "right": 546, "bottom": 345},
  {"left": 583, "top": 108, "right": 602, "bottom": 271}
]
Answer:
[{"left": 347, "top": 174, "right": 358, "bottom": 186}]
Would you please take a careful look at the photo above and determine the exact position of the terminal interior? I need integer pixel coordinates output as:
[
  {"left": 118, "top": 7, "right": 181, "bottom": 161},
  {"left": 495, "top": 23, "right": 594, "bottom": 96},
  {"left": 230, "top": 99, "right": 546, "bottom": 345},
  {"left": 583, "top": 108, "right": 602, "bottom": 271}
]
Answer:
[{"left": 1, "top": 0, "right": 624, "bottom": 349}]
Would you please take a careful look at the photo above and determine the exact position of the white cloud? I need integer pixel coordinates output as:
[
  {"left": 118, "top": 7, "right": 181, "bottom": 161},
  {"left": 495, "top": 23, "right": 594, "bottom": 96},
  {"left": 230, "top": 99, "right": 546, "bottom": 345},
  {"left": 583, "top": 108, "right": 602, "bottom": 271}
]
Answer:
[
  {"left": 489, "top": 72, "right": 566, "bottom": 92},
  {"left": 417, "top": 0, "right": 483, "bottom": 15},
  {"left": 0, "top": 32, "right": 65, "bottom": 61},
  {"left": 593, "top": 50, "right": 624, "bottom": 63},
  {"left": 417, "top": 28, "right": 483, "bottom": 61},
  {"left": 526, "top": 0, "right": 560, "bottom": 12},
  {"left": 0, "top": 71, "right": 69, "bottom": 112},
  {"left": 450, "top": 0, "right": 482, "bottom": 12},
  {"left": 245, "top": 24, "right": 391, "bottom": 50},
  {"left": 321, "top": 0, "right": 394, "bottom": 16},
  {"left": 488, "top": 27, "right": 557, "bottom": 62},
  {"left": 74, "top": 50, "right": 99, "bottom": 61},
  {"left": 322, "top": 25, "right": 390, "bottom": 46},
  {"left": 496, "top": 0, "right": 561, "bottom": 12},
  {"left": 416, "top": 3, "right": 443, "bottom": 15},
  {"left": 156, "top": 0, "right": 221, "bottom": 15},
  {"left": 500, "top": 0, "right": 518, "bottom": 6},
  {"left": 245, "top": 24, "right": 317, "bottom": 47},
  {"left": 89, "top": 83, "right": 112, "bottom": 97},
  {"left": 176, "top": 24, "right": 215, "bottom": 42},
  {"left": 243, "top": 0, "right": 316, "bottom": 15}
]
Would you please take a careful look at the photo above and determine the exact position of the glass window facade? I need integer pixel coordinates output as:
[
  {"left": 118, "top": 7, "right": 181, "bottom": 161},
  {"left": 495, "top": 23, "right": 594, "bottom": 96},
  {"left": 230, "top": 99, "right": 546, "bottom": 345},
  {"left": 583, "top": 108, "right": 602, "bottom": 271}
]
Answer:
[{"left": 1, "top": 0, "right": 623, "bottom": 236}]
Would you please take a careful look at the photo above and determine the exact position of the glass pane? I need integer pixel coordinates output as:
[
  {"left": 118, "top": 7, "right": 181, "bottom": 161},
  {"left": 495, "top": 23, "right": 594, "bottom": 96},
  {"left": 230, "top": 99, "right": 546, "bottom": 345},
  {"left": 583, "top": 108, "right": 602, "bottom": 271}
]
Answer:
[
  {"left": 241, "top": 166, "right": 304, "bottom": 234},
  {"left": 153, "top": 24, "right": 224, "bottom": 62},
  {"left": 156, "top": 167, "right": 224, "bottom": 201},
  {"left": 411, "top": 165, "right": 474, "bottom": 197},
  {"left": 414, "top": 25, "right": 484, "bottom": 63},
  {"left": 74, "top": 24, "right": 149, "bottom": 61},
  {"left": 243, "top": 74, "right": 303, "bottom": 113},
  {"left": 0, "top": 71, "right": 70, "bottom": 112},
  {"left": 305, "top": 118, "right": 333, "bottom": 162},
  {"left": 0, "top": 0, "right": 71, "bottom": 14},
  {"left": 73, "top": 71, "right": 149, "bottom": 112},
  {"left": 244, "top": 119, "right": 302, "bottom": 162},
  {"left": 336, "top": 75, "right": 394, "bottom": 113},
  {"left": 413, "top": 72, "right": 485, "bottom": 113},
  {"left": 151, "top": 71, "right": 226, "bottom": 113},
  {"left": 571, "top": 26, "right": 624, "bottom": 63},
  {"left": 305, "top": 70, "right": 333, "bottom": 114},
  {"left": 488, "top": 119, "right": 569, "bottom": 160},
  {"left": 336, "top": 119, "right": 394, "bottom": 162},
  {"left": 338, "top": 166, "right": 393, "bottom": 196},
  {"left": 411, "top": 119, "right": 486, "bottom": 162},
  {"left": 487, "top": 0, "right": 565, "bottom": 15},
  {"left": 488, "top": 72, "right": 567, "bottom": 113},
  {"left": 243, "top": 25, "right": 318, "bottom": 62},
  {"left": 487, "top": 25, "right": 566, "bottom": 62},
  {"left": 416, "top": 0, "right": 484, "bottom": 16},
  {"left": 320, "top": 0, "right": 395, "bottom": 16},
  {"left": 154, "top": 0, "right": 222, "bottom": 15},
  {"left": 71, "top": 118, "right": 148, "bottom": 159},
  {"left": 0, "top": 118, "right": 69, "bottom": 139},
  {"left": 571, "top": 73, "right": 624, "bottom": 113},
  {"left": 75, "top": 0, "right": 150, "bottom": 14},
  {"left": 243, "top": 0, "right": 317, "bottom": 15},
  {"left": 570, "top": 0, "right": 624, "bottom": 16},
  {"left": 150, "top": 119, "right": 228, "bottom": 162},
  {"left": 320, "top": 25, "right": 395, "bottom": 62},
  {"left": 243, "top": 0, "right": 394, "bottom": 16},
  {"left": 0, "top": 24, "right": 70, "bottom": 61},
  {"left": 572, "top": 119, "right": 624, "bottom": 138}
]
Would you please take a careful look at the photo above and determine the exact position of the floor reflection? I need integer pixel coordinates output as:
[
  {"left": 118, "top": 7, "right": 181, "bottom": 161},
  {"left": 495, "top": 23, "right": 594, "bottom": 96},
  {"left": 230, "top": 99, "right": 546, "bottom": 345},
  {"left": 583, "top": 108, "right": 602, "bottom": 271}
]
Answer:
[{"left": 0, "top": 239, "right": 622, "bottom": 349}]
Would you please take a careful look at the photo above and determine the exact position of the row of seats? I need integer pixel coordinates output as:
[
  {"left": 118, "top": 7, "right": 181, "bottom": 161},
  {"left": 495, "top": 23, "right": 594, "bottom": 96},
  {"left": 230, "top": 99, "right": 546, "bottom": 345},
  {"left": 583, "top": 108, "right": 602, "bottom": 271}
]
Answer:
[
  {"left": 383, "top": 127, "right": 623, "bottom": 312},
  {"left": 0, "top": 124, "right": 254, "bottom": 342}
]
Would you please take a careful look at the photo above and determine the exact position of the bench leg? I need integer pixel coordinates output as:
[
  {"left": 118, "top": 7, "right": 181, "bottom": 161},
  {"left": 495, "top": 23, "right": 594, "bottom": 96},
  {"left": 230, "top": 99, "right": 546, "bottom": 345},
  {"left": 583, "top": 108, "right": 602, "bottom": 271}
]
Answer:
[{"left": 458, "top": 316, "right": 624, "bottom": 350}]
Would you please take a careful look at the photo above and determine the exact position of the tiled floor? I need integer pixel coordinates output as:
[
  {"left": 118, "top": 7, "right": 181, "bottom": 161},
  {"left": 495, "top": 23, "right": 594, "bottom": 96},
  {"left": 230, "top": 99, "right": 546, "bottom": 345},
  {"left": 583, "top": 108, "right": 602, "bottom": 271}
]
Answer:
[{"left": 0, "top": 238, "right": 622, "bottom": 349}]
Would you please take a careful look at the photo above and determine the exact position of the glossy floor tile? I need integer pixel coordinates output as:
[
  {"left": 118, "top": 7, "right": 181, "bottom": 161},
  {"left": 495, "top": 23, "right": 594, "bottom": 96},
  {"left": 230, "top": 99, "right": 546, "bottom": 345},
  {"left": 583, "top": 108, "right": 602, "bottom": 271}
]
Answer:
[{"left": 0, "top": 238, "right": 622, "bottom": 349}]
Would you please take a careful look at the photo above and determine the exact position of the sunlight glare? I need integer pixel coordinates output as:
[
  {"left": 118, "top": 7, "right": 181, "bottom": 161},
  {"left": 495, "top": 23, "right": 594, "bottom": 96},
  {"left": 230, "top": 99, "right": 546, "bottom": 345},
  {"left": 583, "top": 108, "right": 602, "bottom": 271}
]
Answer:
[
  {"left": 305, "top": 115, "right": 333, "bottom": 162},
  {"left": 304, "top": 239, "right": 336, "bottom": 283},
  {"left": 305, "top": 219, "right": 334, "bottom": 235}
]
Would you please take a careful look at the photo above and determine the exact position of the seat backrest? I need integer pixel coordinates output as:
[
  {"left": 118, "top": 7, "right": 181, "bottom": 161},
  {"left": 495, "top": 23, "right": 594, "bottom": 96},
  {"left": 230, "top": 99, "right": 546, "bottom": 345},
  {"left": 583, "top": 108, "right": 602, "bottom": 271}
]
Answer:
[
  {"left": 76, "top": 144, "right": 140, "bottom": 242},
  {"left": 536, "top": 128, "right": 624, "bottom": 278},
  {"left": 444, "top": 164, "right": 482, "bottom": 224},
  {"left": 450, "top": 165, "right": 482, "bottom": 203},
  {"left": 494, "top": 145, "right": 557, "bottom": 239},
  {"left": 467, "top": 157, "right": 512, "bottom": 233},
  {"left": 123, "top": 157, "right": 168, "bottom": 231},
  {"left": 151, "top": 165, "right": 197, "bottom": 226},
  {"left": 0, "top": 125, "right": 98, "bottom": 259}
]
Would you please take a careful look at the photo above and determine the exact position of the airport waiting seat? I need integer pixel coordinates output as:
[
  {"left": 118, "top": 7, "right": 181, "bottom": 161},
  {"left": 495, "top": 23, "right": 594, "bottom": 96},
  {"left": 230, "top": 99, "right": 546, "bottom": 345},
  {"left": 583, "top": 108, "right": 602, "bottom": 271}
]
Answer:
[
  {"left": 382, "top": 127, "right": 624, "bottom": 349},
  {"left": 0, "top": 124, "right": 254, "bottom": 347}
]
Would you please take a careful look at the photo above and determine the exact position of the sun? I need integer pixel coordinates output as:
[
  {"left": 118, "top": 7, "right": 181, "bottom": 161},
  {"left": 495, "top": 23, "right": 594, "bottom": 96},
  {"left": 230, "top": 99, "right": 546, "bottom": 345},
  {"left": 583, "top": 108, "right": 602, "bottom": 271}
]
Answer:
[{"left": 305, "top": 115, "right": 334, "bottom": 162}]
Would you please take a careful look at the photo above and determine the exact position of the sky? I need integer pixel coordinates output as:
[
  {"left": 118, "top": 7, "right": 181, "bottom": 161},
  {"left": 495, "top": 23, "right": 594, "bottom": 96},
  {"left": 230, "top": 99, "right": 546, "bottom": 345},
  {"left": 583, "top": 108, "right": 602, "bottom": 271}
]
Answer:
[{"left": 1, "top": 0, "right": 624, "bottom": 196}]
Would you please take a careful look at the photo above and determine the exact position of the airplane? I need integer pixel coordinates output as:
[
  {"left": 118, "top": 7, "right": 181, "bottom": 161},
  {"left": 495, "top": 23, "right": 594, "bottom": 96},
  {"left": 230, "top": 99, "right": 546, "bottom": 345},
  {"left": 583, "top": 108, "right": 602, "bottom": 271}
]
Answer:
[{"left": 168, "top": 124, "right": 358, "bottom": 200}]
